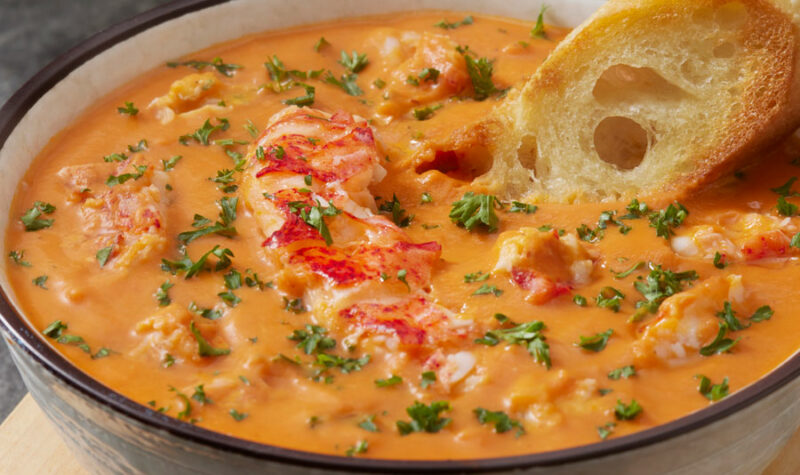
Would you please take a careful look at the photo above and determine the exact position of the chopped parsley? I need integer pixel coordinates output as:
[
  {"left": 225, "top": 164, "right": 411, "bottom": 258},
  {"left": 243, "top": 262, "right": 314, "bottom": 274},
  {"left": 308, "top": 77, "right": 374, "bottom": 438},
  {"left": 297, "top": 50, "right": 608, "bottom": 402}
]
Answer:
[
  {"left": 161, "top": 155, "right": 183, "bottom": 171},
  {"left": 461, "top": 52, "right": 500, "bottom": 101},
  {"left": 95, "top": 247, "right": 113, "bottom": 267},
  {"left": 375, "top": 375, "right": 403, "bottom": 387},
  {"left": 420, "top": 371, "right": 436, "bottom": 389},
  {"left": 608, "top": 365, "right": 636, "bottom": 380},
  {"left": 614, "top": 399, "right": 643, "bottom": 420},
  {"left": 749, "top": 305, "right": 774, "bottom": 322},
  {"left": 314, "top": 36, "right": 330, "bottom": 52},
  {"left": 434, "top": 15, "right": 474, "bottom": 29},
  {"left": 509, "top": 201, "right": 538, "bottom": 214},
  {"left": 162, "top": 354, "right": 175, "bottom": 368},
  {"left": 373, "top": 78, "right": 386, "bottom": 89},
  {"left": 620, "top": 198, "right": 650, "bottom": 219},
  {"left": 649, "top": 202, "right": 688, "bottom": 239},
  {"left": 179, "top": 118, "right": 230, "bottom": 146},
  {"left": 396, "top": 401, "right": 452, "bottom": 435},
  {"left": 576, "top": 329, "right": 613, "bottom": 352},
  {"left": 229, "top": 409, "right": 248, "bottom": 421},
  {"left": 339, "top": 50, "right": 369, "bottom": 73},
  {"left": 573, "top": 295, "right": 587, "bottom": 306},
  {"left": 418, "top": 67, "right": 440, "bottom": 83},
  {"left": 166, "top": 57, "right": 242, "bottom": 77},
  {"left": 288, "top": 199, "right": 342, "bottom": 245},
  {"left": 472, "top": 283, "right": 503, "bottom": 296},
  {"left": 8, "top": 250, "right": 31, "bottom": 267},
  {"left": 776, "top": 196, "right": 797, "bottom": 216},
  {"left": 188, "top": 301, "right": 224, "bottom": 320},
  {"left": 421, "top": 192, "right": 433, "bottom": 204},
  {"left": 314, "top": 353, "right": 370, "bottom": 374},
  {"left": 20, "top": 201, "right": 56, "bottom": 231},
  {"left": 32, "top": 275, "right": 48, "bottom": 289},
  {"left": 413, "top": 104, "right": 442, "bottom": 121},
  {"left": 284, "top": 82, "right": 316, "bottom": 107},
  {"left": 713, "top": 252, "right": 728, "bottom": 269},
  {"left": 358, "top": 415, "right": 379, "bottom": 432},
  {"left": 530, "top": 5, "right": 548, "bottom": 39},
  {"left": 695, "top": 375, "right": 730, "bottom": 401},
  {"left": 288, "top": 324, "right": 336, "bottom": 354},
  {"left": 699, "top": 322, "right": 740, "bottom": 356},
  {"left": 177, "top": 197, "right": 238, "bottom": 244},
  {"left": 597, "top": 422, "right": 616, "bottom": 440},
  {"left": 397, "top": 269, "right": 410, "bottom": 291},
  {"left": 611, "top": 261, "right": 644, "bottom": 279},
  {"left": 475, "top": 314, "right": 550, "bottom": 368},
  {"left": 464, "top": 270, "right": 490, "bottom": 283},
  {"left": 378, "top": 194, "right": 413, "bottom": 227},
  {"left": 474, "top": 408, "right": 525, "bottom": 437},
  {"left": 128, "top": 139, "right": 148, "bottom": 153},
  {"left": 117, "top": 101, "right": 138, "bottom": 116},
  {"left": 161, "top": 245, "right": 234, "bottom": 279},
  {"left": 189, "top": 321, "right": 230, "bottom": 357},
  {"left": 283, "top": 297, "right": 307, "bottom": 314},
  {"left": 770, "top": 176, "right": 799, "bottom": 197},
  {"left": 191, "top": 384, "right": 212, "bottom": 405},
  {"left": 345, "top": 440, "right": 368, "bottom": 457},
  {"left": 155, "top": 281, "right": 173, "bottom": 306},
  {"left": 595, "top": 286, "right": 625, "bottom": 312},
  {"left": 449, "top": 192, "right": 500, "bottom": 232},
  {"left": 630, "top": 264, "right": 698, "bottom": 321},
  {"left": 323, "top": 71, "right": 363, "bottom": 96},
  {"left": 106, "top": 164, "right": 147, "bottom": 187}
]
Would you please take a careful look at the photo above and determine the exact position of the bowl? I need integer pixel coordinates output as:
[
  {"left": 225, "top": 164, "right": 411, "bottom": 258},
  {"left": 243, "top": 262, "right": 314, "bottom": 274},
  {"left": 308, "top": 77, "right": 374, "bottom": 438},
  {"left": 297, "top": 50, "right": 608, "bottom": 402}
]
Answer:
[{"left": 2, "top": 0, "right": 800, "bottom": 473}]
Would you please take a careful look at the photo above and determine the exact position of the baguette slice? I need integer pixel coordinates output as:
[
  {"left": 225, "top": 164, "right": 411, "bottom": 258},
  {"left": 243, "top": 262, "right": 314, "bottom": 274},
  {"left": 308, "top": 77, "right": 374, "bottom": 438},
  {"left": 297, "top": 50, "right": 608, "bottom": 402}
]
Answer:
[{"left": 476, "top": 0, "right": 800, "bottom": 202}]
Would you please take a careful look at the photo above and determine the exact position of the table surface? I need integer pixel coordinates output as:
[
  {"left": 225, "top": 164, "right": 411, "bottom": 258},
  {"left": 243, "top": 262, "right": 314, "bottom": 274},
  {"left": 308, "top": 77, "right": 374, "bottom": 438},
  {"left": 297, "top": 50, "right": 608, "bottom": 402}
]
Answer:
[{"left": 0, "top": 0, "right": 171, "bottom": 422}]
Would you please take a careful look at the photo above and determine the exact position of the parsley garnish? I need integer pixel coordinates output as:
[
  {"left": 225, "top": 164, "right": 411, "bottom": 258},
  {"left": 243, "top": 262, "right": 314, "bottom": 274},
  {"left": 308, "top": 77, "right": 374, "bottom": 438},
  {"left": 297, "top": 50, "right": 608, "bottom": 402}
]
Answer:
[
  {"left": 339, "top": 50, "right": 369, "bottom": 73},
  {"left": 630, "top": 264, "right": 698, "bottom": 321},
  {"left": 620, "top": 199, "right": 650, "bottom": 219},
  {"left": 776, "top": 196, "right": 797, "bottom": 216},
  {"left": 358, "top": 415, "right": 379, "bottom": 432},
  {"left": 43, "top": 320, "right": 67, "bottom": 338},
  {"left": 461, "top": 52, "right": 499, "bottom": 101},
  {"left": 167, "top": 57, "right": 242, "bottom": 77},
  {"left": 472, "top": 284, "right": 503, "bottom": 296},
  {"left": 191, "top": 384, "right": 212, "bottom": 405},
  {"left": 117, "top": 101, "right": 138, "bottom": 116},
  {"left": 373, "top": 78, "right": 386, "bottom": 89},
  {"left": 128, "top": 139, "right": 148, "bottom": 153},
  {"left": 345, "top": 440, "right": 368, "bottom": 457},
  {"left": 288, "top": 324, "right": 336, "bottom": 354},
  {"left": 179, "top": 118, "right": 230, "bottom": 146},
  {"left": 8, "top": 250, "right": 31, "bottom": 267},
  {"left": 509, "top": 201, "right": 538, "bottom": 214},
  {"left": 699, "top": 322, "right": 740, "bottom": 356},
  {"left": 288, "top": 199, "right": 342, "bottom": 245},
  {"left": 749, "top": 305, "right": 774, "bottom": 322},
  {"left": 413, "top": 104, "right": 442, "bottom": 120},
  {"left": 315, "top": 353, "right": 370, "bottom": 374},
  {"left": 434, "top": 16, "right": 474, "bottom": 29},
  {"left": 323, "top": 71, "right": 363, "bottom": 96},
  {"left": 464, "top": 270, "right": 490, "bottom": 283},
  {"left": 449, "top": 192, "right": 500, "bottom": 232},
  {"left": 474, "top": 408, "right": 525, "bottom": 436},
  {"left": 20, "top": 201, "right": 55, "bottom": 231},
  {"left": 178, "top": 197, "right": 238, "bottom": 244},
  {"left": 713, "top": 252, "right": 728, "bottom": 269},
  {"left": 284, "top": 83, "right": 316, "bottom": 107},
  {"left": 32, "top": 275, "right": 48, "bottom": 289},
  {"left": 530, "top": 5, "right": 548, "bottom": 39},
  {"left": 155, "top": 281, "right": 173, "bottom": 307},
  {"left": 283, "top": 297, "right": 307, "bottom": 314},
  {"left": 189, "top": 301, "right": 224, "bottom": 320},
  {"left": 106, "top": 164, "right": 147, "bottom": 187},
  {"left": 597, "top": 422, "right": 616, "bottom": 440},
  {"left": 421, "top": 192, "right": 433, "bottom": 204},
  {"left": 396, "top": 401, "right": 452, "bottom": 435},
  {"left": 375, "top": 375, "right": 403, "bottom": 387},
  {"left": 770, "top": 177, "right": 799, "bottom": 197},
  {"left": 161, "top": 245, "right": 234, "bottom": 279},
  {"left": 695, "top": 375, "right": 730, "bottom": 401},
  {"left": 608, "top": 365, "right": 636, "bottom": 380},
  {"left": 189, "top": 321, "right": 230, "bottom": 357},
  {"left": 161, "top": 155, "right": 182, "bottom": 171},
  {"left": 611, "top": 261, "right": 644, "bottom": 279},
  {"left": 475, "top": 314, "right": 550, "bottom": 368},
  {"left": 314, "top": 37, "right": 330, "bottom": 52},
  {"left": 96, "top": 247, "right": 113, "bottom": 267},
  {"left": 420, "top": 371, "right": 436, "bottom": 389},
  {"left": 229, "top": 409, "right": 248, "bottom": 421},
  {"left": 378, "top": 194, "right": 413, "bottom": 227},
  {"left": 649, "top": 202, "right": 688, "bottom": 239},
  {"left": 595, "top": 287, "right": 624, "bottom": 312},
  {"left": 614, "top": 399, "right": 643, "bottom": 420},
  {"left": 576, "top": 329, "right": 613, "bottom": 352},
  {"left": 573, "top": 295, "right": 587, "bottom": 306}
]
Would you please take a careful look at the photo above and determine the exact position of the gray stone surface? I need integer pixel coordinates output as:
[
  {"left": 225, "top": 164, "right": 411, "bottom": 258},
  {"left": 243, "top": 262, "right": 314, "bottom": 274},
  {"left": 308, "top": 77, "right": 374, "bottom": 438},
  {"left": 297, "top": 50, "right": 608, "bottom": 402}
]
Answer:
[{"left": 0, "top": 0, "right": 172, "bottom": 421}]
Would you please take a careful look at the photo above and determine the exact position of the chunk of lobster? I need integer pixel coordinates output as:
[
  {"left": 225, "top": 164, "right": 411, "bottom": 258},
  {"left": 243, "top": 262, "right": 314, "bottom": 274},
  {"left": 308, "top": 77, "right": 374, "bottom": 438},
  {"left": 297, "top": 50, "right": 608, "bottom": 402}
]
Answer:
[
  {"left": 492, "top": 227, "right": 597, "bottom": 304},
  {"left": 374, "top": 31, "right": 471, "bottom": 117},
  {"left": 58, "top": 162, "right": 168, "bottom": 269},
  {"left": 631, "top": 275, "right": 746, "bottom": 367},
  {"left": 131, "top": 304, "right": 224, "bottom": 366},
  {"left": 671, "top": 211, "right": 797, "bottom": 263}
]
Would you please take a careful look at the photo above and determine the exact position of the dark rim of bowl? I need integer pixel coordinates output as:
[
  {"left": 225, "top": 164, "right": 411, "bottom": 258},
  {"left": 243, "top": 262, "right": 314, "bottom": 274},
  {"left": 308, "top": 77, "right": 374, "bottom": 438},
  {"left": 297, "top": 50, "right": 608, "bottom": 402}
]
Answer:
[{"left": 2, "top": 0, "right": 800, "bottom": 472}]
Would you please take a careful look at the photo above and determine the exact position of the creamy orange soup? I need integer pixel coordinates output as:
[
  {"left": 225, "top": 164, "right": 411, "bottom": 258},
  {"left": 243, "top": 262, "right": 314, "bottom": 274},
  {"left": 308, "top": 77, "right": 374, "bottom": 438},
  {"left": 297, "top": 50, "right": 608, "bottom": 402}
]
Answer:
[{"left": 6, "top": 10, "right": 800, "bottom": 460}]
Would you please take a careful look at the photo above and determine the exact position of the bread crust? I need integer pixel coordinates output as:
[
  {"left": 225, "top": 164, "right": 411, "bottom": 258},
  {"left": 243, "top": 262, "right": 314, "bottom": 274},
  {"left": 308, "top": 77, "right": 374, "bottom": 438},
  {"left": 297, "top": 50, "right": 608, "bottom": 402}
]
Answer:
[{"left": 476, "top": 0, "right": 800, "bottom": 202}]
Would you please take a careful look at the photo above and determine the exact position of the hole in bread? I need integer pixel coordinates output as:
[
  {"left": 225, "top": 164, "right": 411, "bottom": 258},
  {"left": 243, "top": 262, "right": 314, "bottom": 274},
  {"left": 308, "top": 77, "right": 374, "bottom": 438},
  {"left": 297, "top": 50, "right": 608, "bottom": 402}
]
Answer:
[
  {"left": 715, "top": 2, "right": 748, "bottom": 29},
  {"left": 593, "top": 64, "right": 686, "bottom": 105},
  {"left": 415, "top": 148, "right": 491, "bottom": 181},
  {"left": 594, "top": 116, "right": 649, "bottom": 170},
  {"left": 713, "top": 42, "right": 736, "bottom": 58},
  {"left": 680, "top": 59, "right": 709, "bottom": 84}
]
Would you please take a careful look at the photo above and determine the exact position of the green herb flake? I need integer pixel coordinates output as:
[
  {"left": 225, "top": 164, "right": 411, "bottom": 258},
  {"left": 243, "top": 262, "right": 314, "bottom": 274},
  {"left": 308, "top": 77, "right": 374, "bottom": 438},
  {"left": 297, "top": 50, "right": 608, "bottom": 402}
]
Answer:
[
  {"left": 179, "top": 118, "right": 230, "bottom": 146},
  {"left": 614, "top": 399, "right": 643, "bottom": 421},
  {"left": 649, "top": 202, "right": 689, "bottom": 239},
  {"left": 117, "top": 101, "right": 139, "bottom": 116},
  {"left": 43, "top": 320, "right": 68, "bottom": 338},
  {"left": 474, "top": 407, "right": 525, "bottom": 436},
  {"left": 229, "top": 409, "right": 248, "bottom": 421},
  {"left": 189, "top": 321, "right": 230, "bottom": 357},
  {"left": 474, "top": 315, "right": 550, "bottom": 368},
  {"left": 420, "top": 371, "right": 436, "bottom": 389},
  {"left": 464, "top": 271, "right": 490, "bottom": 283},
  {"left": 106, "top": 164, "right": 147, "bottom": 187},
  {"left": 472, "top": 283, "right": 503, "bottom": 296},
  {"left": 20, "top": 201, "right": 56, "bottom": 231},
  {"left": 32, "top": 275, "right": 48, "bottom": 289},
  {"left": 288, "top": 324, "right": 336, "bottom": 354},
  {"left": 167, "top": 57, "right": 242, "bottom": 77},
  {"left": 573, "top": 295, "right": 587, "bottom": 307},
  {"left": 8, "top": 250, "right": 31, "bottom": 267},
  {"left": 611, "top": 261, "right": 644, "bottom": 279},
  {"left": 378, "top": 194, "right": 413, "bottom": 227},
  {"left": 749, "top": 305, "right": 774, "bottom": 323},
  {"left": 96, "top": 247, "right": 113, "bottom": 267},
  {"left": 314, "top": 36, "right": 330, "bottom": 52},
  {"left": 449, "top": 192, "right": 500, "bottom": 232},
  {"left": 323, "top": 71, "right": 363, "bottom": 96},
  {"left": 413, "top": 104, "right": 442, "bottom": 121},
  {"left": 161, "top": 155, "right": 182, "bottom": 171},
  {"left": 695, "top": 375, "right": 730, "bottom": 401},
  {"left": 434, "top": 15, "right": 474, "bottom": 29},
  {"left": 597, "top": 422, "right": 616, "bottom": 440},
  {"left": 608, "top": 365, "right": 636, "bottom": 380},
  {"left": 530, "top": 5, "right": 548, "bottom": 39},
  {"left": 396, "top": 401, "right": 452, "bottom": 435},
  {"left": 576, "top": 329, "right": 613, "bottom": 352},
  {"left": 375, "top": 375, "right": 403, "bottom": 387},
  {"left": 155, "top": 281, "right": 174, "bottom": 307},
  {"left": 595, "top": 287, "right": 625, "bottom": 312},
  {"left": 358, "top": 415, "right": 379, "bottom": 432},
  {"left": 713, "top": 252, "right": 728, "bottom": 269},
  {"left": 345, "top": 440, "right": 368, "bottom": 457},
  {"left": 509, "top": 201, "right": 538, "bottom": 214}
]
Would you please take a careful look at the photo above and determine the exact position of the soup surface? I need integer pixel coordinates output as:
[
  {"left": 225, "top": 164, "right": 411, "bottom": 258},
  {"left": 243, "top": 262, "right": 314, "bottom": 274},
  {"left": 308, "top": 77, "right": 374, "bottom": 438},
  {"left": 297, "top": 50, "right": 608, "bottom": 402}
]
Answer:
[{"left": 5, "top": 9, "right": 800, "bottom": 460}]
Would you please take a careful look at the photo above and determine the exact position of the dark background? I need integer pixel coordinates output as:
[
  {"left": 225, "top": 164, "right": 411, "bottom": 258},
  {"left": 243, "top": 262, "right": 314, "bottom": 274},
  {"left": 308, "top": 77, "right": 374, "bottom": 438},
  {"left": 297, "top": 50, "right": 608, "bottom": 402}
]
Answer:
[{"left": 0, "top": 0, "right": 173, "bottom": 421}]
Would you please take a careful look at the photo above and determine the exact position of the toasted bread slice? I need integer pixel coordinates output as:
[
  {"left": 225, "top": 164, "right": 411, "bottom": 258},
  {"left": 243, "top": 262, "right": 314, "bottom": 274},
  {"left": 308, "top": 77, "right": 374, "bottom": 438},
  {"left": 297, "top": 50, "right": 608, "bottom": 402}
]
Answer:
[{"left": 476, "top": 0, "right": 800, "bottom": 202}]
